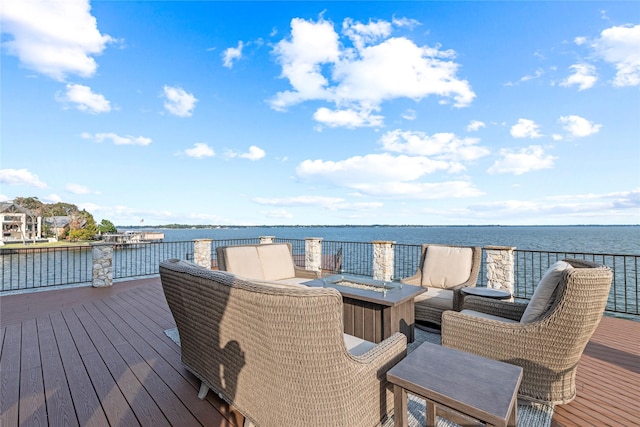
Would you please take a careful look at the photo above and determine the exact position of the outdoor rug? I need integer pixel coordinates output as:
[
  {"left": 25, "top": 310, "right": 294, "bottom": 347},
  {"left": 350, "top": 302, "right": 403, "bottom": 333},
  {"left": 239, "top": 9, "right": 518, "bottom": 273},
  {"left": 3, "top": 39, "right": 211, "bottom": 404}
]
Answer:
[{"left": 164, "top": 327, "right": 554, "bottom": 427}]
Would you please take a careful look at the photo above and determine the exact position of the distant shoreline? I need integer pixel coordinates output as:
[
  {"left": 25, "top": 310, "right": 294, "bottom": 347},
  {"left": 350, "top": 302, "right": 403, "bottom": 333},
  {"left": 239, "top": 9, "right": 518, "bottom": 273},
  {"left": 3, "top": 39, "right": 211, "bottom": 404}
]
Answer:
[{"left": 117, "top": 224, "right": 639, "bottom": 229}]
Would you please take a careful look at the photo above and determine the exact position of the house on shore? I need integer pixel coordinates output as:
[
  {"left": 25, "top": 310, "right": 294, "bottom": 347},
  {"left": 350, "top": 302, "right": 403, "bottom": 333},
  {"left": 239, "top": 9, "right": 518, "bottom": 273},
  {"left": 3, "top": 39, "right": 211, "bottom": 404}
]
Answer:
[{"left": 0, "top": 201, "right": 42, "bottom": 244}]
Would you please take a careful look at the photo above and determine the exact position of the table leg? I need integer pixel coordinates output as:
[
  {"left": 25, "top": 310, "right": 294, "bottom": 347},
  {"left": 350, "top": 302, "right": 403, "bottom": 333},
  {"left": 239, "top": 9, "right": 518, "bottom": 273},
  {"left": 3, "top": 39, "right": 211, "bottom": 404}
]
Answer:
[
  {"left": 508, "top": 403, "right": 518, "bottom": 427},
  {"left": 425, "top": 399, "right": 437, "bottom": 427},
  {"left": 393, "top": 384, "right": 408, "bottom": 427}
]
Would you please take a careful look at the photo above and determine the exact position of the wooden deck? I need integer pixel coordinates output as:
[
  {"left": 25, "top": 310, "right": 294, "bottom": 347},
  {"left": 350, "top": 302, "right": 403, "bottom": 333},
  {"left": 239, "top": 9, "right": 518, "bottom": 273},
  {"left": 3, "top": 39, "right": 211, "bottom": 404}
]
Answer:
[{"left": 1, "top": 278, "right": 638, "bottom": 427}]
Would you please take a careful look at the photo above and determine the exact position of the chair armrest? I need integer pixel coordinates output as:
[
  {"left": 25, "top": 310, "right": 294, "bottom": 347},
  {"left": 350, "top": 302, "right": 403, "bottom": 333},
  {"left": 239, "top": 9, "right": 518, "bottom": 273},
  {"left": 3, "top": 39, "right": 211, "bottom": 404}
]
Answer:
[
  {"left": 462, "top": 296, "right": 527, "bottom": 321},
  {"left": 350, "top": 332, "right": 407, "bottom": 367},
  {"left": 400, "top": 273, "right": 421, "bottom": 286},
  {"left": 294, "top": 267, "right": 322, "bottom": 279},
  {"left": 441, "top": 311, "right": 550, "bottom": 364}
]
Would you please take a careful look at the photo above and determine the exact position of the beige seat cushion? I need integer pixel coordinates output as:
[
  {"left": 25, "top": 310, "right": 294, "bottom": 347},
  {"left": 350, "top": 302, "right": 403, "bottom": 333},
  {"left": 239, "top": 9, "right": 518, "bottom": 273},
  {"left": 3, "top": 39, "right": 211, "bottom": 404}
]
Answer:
[
  {"left": 460, "top": 309, "right": 519, "bottom": 324},
  {"left": 275, "top": 277, "right": 311, "bottom": 286},
  {"left": 414, "top": 288, "right": 454, "bottom": 311},
  {"left": 421, "top": 246, "right": 473, "bottom": 289},
  {"left": 224, "top": 246, "right": 265, "bottom": 280},
  {"left": 343, "top": 333, "right": 377, "bottom": 356},
  {"left": 258, "top": 244, "right": 296, "bottom": 281},
  {"left": 520, "top": 260, "right": 573, "bottom": 323}
]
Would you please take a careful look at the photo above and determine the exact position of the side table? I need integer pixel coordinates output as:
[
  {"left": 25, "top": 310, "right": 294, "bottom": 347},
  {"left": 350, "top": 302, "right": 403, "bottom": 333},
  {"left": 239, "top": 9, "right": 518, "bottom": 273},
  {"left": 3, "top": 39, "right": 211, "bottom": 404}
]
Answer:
[
  {"left": 460, "top": 286, "right": 511, "bottom": 309},
  {"left": 387, "top": 342, "right": 522, "bottom": 427}
]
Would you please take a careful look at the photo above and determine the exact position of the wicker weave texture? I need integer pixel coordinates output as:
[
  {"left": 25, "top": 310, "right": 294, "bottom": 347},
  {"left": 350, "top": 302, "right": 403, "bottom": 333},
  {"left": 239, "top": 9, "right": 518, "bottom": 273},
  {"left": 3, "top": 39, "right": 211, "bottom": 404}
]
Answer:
[
  {"left": 401, "top": 244, "right": 482, "bottom": 325},
  {"left": 160, "top": 259, "right": 406, "bottom": 427},
  {"left": 441, "top": 259, "right": 613, "bottom": 405}
]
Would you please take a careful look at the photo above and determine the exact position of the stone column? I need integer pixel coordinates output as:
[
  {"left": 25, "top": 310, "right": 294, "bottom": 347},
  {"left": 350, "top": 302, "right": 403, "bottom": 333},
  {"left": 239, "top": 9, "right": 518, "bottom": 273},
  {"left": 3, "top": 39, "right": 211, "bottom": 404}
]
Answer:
[
  {"left": 259, "top": 236, "right": 275, "bottom": 244},
  {"left": 485, "top": 245, "right": 516, "bottom": 294},
  {"left": 92, "top": 243, "right": 113, "bottom": 287},
  {"left": 305, "top": 237, "right": 323, "bottom": 273},
  {"left": 194, "top": 239, "right": 212, "bottom": 269},
  {"left": 372, "top": 241, "right": 395, "bottom": 281}
]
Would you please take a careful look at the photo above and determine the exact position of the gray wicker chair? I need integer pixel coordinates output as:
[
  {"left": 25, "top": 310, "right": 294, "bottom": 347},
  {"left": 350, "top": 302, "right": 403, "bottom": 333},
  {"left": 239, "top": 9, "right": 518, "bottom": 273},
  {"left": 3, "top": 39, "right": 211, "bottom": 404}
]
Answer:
[
  {"left": 441, "top": 259, "right": 613, "bottom": 405},
  {"left": 160, "top": 259, "right": 406, "bottom": 427},
  {"left": 400, "top": 244, "right": 481, "bottom": 325}
]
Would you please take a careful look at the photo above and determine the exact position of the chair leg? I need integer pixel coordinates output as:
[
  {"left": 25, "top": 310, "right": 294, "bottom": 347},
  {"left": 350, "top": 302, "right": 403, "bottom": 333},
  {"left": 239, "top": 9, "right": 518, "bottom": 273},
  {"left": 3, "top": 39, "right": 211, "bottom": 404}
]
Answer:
[{"left": 198, "top": 382, "right": 209, "bottom": 400}]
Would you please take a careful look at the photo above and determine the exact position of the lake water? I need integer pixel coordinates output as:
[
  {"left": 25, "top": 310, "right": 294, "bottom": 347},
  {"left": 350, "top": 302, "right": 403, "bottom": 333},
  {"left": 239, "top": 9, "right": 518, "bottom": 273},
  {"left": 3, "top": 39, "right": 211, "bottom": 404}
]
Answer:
[{"left": 146, "top": 225, "right": 640, "bottom": 255}]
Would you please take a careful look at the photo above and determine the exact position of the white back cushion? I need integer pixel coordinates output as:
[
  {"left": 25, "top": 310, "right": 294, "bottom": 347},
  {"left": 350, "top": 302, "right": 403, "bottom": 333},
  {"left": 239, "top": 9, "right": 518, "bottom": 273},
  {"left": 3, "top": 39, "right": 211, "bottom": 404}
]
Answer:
[
  {"left": 224, "top": 246, "right": 265, "bottom": 280},
  {"left": 520, "top": 260, "right": 573, "bottom": 323},
  {"left": 421, "top": 246, "right": 473, "bottom": 289},
  {"left": 258, "top": 244, "right": 296, "bottom": 281}
]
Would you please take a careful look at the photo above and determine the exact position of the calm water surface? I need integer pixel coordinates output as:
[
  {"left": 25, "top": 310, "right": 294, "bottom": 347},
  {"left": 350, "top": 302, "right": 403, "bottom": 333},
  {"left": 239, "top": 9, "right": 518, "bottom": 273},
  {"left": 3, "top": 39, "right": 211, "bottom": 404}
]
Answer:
[{"left": 148, "top": 226, "right": 639, "bottom": 255}]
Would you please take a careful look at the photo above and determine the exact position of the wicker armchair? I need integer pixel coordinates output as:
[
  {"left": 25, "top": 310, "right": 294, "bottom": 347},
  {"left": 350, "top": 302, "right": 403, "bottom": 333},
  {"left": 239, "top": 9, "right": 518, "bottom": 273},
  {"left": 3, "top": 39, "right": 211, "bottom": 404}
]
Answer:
[
  {"left": 400, "top": 244, "right": 481, "bottom": 325},
  {"left": 160, "top": 259, "right": 406, "bottom": 427},
  {"left": 441, "top": 259, "right": 613, "bottom": 405}
]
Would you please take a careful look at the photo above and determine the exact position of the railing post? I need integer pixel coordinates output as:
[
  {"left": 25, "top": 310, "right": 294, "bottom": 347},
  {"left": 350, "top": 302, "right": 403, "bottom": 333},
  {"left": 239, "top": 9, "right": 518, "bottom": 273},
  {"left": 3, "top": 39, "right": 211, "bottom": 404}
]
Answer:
[
  {"left": 194, "top": 239, "right": 212, "bottom": 269},
  {"left": 485, "top": 245, "right": 516, "bottom": 294},
  {"left": 305, "top": 237, "right": 323, "bottom": 273},
  {"left": 259, "top": 236, "right": 275, "bottom": 244},
  {"left": 372, "top": 241, "right": 395, "bottom": 281},
  {"left": 92, "top": 242, "right": 113, "bottom": 287}
]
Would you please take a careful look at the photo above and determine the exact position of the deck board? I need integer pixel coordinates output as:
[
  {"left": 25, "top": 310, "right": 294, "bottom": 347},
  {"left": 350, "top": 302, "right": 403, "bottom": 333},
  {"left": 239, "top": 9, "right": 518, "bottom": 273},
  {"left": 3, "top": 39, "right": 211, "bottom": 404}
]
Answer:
[
  {"left": 1, "top": 278, "right": 638, "bottom": 427},
  {"left": 36, "top": 316, "right": 79, "bottom": 427}
]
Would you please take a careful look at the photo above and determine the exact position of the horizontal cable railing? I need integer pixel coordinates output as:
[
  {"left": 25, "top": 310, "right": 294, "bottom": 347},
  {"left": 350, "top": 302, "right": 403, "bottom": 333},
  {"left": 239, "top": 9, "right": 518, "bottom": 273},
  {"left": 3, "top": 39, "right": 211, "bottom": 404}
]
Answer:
[{"left": 1, "top": 239, "right": 638, "bottom": 317}]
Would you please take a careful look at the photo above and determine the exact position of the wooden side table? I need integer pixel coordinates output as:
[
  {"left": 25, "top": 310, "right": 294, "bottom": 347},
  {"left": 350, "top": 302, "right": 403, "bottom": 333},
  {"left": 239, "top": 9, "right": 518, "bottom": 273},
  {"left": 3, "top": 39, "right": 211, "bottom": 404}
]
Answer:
[{"left": 387, "top": 342, "right": 522, "bottom": 427}]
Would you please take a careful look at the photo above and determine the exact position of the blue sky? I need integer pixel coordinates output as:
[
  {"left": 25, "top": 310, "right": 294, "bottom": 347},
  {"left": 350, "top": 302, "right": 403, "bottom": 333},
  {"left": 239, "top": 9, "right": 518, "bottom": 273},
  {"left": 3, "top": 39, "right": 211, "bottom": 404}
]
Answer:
[{"left": 2, "top": 1, "right": 639, "bottom": 226}]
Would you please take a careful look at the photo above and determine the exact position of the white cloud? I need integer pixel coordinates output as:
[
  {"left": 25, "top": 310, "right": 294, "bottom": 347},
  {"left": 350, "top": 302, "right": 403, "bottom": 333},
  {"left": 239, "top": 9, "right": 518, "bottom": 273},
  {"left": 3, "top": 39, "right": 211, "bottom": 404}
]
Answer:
[
  {"left": 402, "top": 109, "right": 416, "bottom": 120},
  {"left": 222, "top": 41, "right": 244, "bottom": 68},
  {"left": 558, "top": 115, "right": 602, "bottom": 137},
  {"left": 57, "top": 83, "right": 111, "bottom": 113},
  {"left": 269, "top": 16, "right": 475, "bottom": 128},
  {"left": 560, "top": 64, "right": 598, "bottom": 91},
  {"left": 163, "top": 85, "right": 198, "bottom": 117},
  {"left": 510, "top": 119, "right": 542, "bottom": 138},
  {"left": 592, "top": 24, "right": 640, "bottom": 87},
  {"left": 350, "top": 180, "right": 484, "bottom": 199},
  {"left": 574, "top": 36, "right": 587, "bottom": 45},
  {"left": 226, "top": 145, "right": 266, "bottom": 161},
  {"left": 520, "top": 68, "right": 544, "bottom": 82},
  {"left": 66, "top": 183, "right": 99, "bottom": 195},
  {"left": 505, "top": 68, "right": 544, "bottom": 86},
  {"left": 1, "top": 0, "right": 114, "bottom": 80},
  {"left": 0, "top": 168, "right": 47, "bottom": 188},
  {"left": 466, "top": 120, "right": 486, "bottom": 132},
  {"left": 313, "top": 107, "right": 384, "bottom": 128},
  {"left": 241, "top": 146, "right": 266, "bottom": 160},
  {"left": 468, "top": 189, "right": 640, "bottom": 222},
  {"left": 253, "top": 195, "right": 384, "bottom": 211},
  {"left": 183, "top": 143, "right": 215, "bottom": 159},
  {"left": 297, "top": 153, "right": 450, "bottom": 185},
  {"left": 262, "top": 209, "right": 294, "bottom": 219},
  {"left": 82, "top": 132, "right": 152, "bottom": 146},
  {"left": 295, "top": 152, "right": 484, "bottom": 199},
  {"left": 379, "top": 130, "right": 489, "bottom": 164},
  {"left": 342, "top": 18, "right": 393, "bottom": 51},
  {"left": 44, "top": 194, "right": 62, "bottom": 203},
  {"left": 488, "top": 145, "right": 556, "bottom": 175}
]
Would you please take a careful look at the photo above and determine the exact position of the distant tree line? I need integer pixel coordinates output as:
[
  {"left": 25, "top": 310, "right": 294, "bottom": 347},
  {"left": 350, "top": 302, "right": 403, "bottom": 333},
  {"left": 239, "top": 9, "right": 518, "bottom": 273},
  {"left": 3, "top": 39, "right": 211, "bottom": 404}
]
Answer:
[{"left": 14, "top": 196, "right": 117, "bottom": 241}]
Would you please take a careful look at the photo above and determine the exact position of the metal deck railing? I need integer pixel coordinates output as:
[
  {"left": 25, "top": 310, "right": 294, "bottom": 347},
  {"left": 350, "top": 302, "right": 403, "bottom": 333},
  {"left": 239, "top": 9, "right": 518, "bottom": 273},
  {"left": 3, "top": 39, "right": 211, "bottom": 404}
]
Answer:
[{"left": 1, "top": 239, "right": 638, "bottom": 317}]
